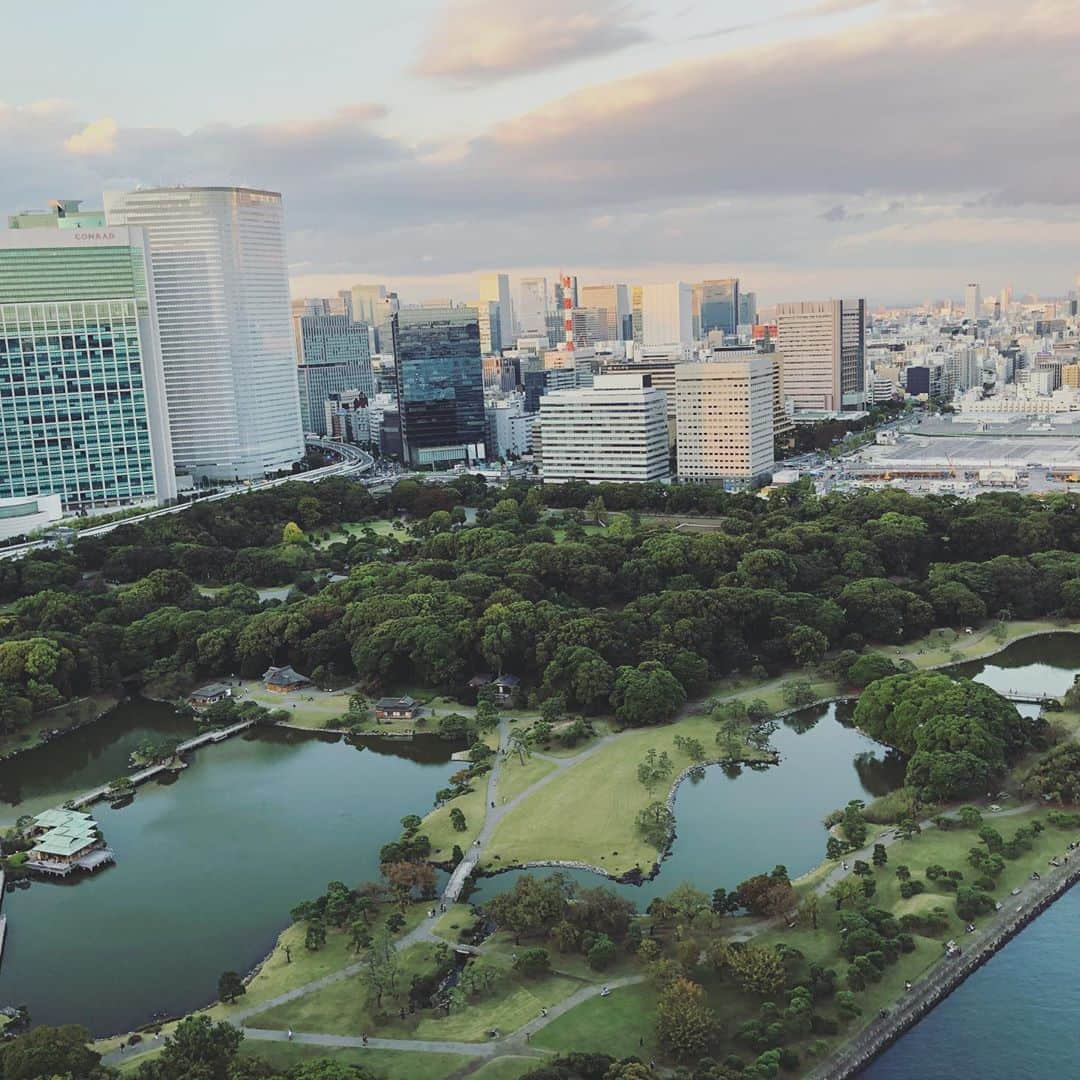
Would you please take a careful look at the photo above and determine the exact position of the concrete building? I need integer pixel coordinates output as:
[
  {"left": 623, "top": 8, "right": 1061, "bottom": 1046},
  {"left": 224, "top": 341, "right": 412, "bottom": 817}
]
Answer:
[
  {"left": 540, "top": 372, "right": 669, "bottom": 484},
  {"left": 479, "top": 273, "right": 514, "bottom": 351},
  {"left": 517, "top": 277, "right": 549, "bottom": 339},
  {"left": 1062, "top": 363, "right": 1080, "bottom": 389},
  {"left": 0, "top": 224, "right": 177, "bottom": 511},
  {"left": 0, "top": 494, "right": 63, "bottom": 541},
  {"left": 393, "top": 305, "right": 486, "bottom": 467},
  {"left": 579, "top": 284, "right": 630, "bottom": 341},
  {"left": 475, "top": 299, "right": 503, "bottom": 356},
  {"left": 675, "top": 358, "right": 774, "bottom": 485},
  {"left": 104, "top": 186, "right": 304, "bottom": 480},
  {"left": 9, "top": 199, "right": 106, "bottom": 231},
  {"left": 775, "top": 299, "right": 866, "bottom": 412},
  {"left": 351, "top": 284, "right": 397, "bottom": 354},
  {"left": 485, "top": 394, "right": 536, "bottom": 459},
  {"left": 965, "top": 283, "right": 983, "bottom": 322},
  {"left": 642, "top": 282, "right": 693, "bottom": 347}
]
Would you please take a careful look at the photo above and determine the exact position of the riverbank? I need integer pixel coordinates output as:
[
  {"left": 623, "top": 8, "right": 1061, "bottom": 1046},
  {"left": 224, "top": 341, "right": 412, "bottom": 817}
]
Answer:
[
  {"left": 0, "top": 692, "right": 120, "bottom": 762},
  {"left": 811, "top": 852, "right": 1080, "bottom": 1078}
]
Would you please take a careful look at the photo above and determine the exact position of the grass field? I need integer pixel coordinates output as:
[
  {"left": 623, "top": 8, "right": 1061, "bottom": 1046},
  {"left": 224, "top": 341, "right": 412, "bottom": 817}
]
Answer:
[
  {"left": 483, "top": 711, "right": 774, "bottom": 875},
  {"left": 496, "top": 753, "right": 558, "bottom": 805},
  {"left": 240, "top": 1042, "right": 473, "bottom": 1079},
  {"left": 894, "top": 618, "right": 1080, "bottom": 670},
  {"left": 469, "top": 1056, "right": 540, "bottom": 1080},
  {"left": 532, "top": 981, "right": 659, "bottom": 1060}
]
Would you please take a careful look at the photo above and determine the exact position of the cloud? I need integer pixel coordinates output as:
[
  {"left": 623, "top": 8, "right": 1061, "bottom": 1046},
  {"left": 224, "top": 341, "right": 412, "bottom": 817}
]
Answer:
[
  {"left": 822, "top": 204, "right": 847, "bottom": 222},
  {"left": 413, "top": 0, "right": 650, "bottom": 86},
  {"left": 802, "top": 0, "right": 880, "bottom": 15},
  {"left": 64, "top": 117, "right": 118, "bottom": 155}
]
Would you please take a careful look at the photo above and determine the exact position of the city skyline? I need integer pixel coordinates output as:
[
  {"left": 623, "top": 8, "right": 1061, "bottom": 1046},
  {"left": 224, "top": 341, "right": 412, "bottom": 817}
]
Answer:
[{"left": 2, "top": 0, "right": 1078, "bottom": 304}]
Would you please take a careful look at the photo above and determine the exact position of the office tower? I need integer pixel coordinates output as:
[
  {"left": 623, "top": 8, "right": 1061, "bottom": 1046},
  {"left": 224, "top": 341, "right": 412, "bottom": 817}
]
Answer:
[
  {"left": 775, "top": 299, "right": 866, "bottom": 412},
  {"left": 485, "top": 394, "right": 535, "bottom": 459},
  {"left": 0, "top": 225, "right": 176, "bottom": 510},
  {"left": 295, "top": 314, "right": 374, "bottom": 435},
  {"left": 104, "top": 186, "right": 304, "bottom": 480},
  {"left": 474, "top": 299, "right": 503, "bottom": 356},
  {"left": 1062, "top": 364, "right": 1080, "bottom": 389},
  {"left": 631, "top": 285, "right": 644, "bottom": 344},
  {"left": 479, "top": 272, "right": 514, "bottom": 349},
  {"left": 738, "top": 291, "right": 757, "bottom": 327},
  {"left": 700, "top": 278, "right": 740, "bottom": 337},
  {"left": 517, "top": 277, "right": 549, "bottom": 338},
  {"left": 579, "top": 284, "right": 630, "bottom": 342},
  {"left": 642, "top": 282, "right": 693, "bottom": 347},
  {"left": 999, "top": 285, "right": 1013, "bottom": 312},
  {"left": 351, "top": 284, "right": 398, "bottom": 353},
  {"left": 965, "top": 283, "right": 982, "bottom": 322},
  {"left": 600, "top": 351, "right": 685, "bottom": 443},
  {"left": 540, "top": 373, "right": 669, "bottom": 484},
  {"left": 393, "top": 305, "right": 485, "bottom": 467},
  {"left": 675, "top": 358, "right": 774, "bottom": 484},
  {"left": 8, "top": 199, "right": 106, "bottom": 231}
]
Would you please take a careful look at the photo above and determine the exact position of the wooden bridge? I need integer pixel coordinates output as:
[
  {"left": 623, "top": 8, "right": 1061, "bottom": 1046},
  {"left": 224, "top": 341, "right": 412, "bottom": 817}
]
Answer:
[{"left": 70, "top": 718, "right": 256, "bottom": 809}]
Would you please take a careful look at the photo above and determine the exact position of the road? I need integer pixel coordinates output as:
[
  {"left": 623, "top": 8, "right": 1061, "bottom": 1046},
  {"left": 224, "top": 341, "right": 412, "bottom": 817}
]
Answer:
[{"left": 0, "top": 439, "right": 376, "bottom": 563}]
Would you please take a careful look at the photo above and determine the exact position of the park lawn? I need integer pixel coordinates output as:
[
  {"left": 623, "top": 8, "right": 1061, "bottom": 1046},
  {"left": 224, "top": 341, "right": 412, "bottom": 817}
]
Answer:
[
  {"left": 413, "top": 971, "right": 582, "bottom": 1042},
  {"left": 531, "top": 981, "right": 659, "bottom": 1060},
  {"left": 895, "top": 618, "right": 1080, "bottom": 671},
  {"left": 244, "top": 942, "right": 444, "bottom": 1037},
  {"left": 424, "top": 769, "right": 488, "bottom": 860},
  {"left": 483, "top": 711, "right": 771, "bottom": 876},
  {"left": 480, "top": 930, "right": 638, "bottom": 983},
  {"left": 240, "top": 1042, "right": 474, "bottom": 1080},
  {"left": 497, "top": 753, "right": 558, "bottom": 805},
  {"left": 430, "top": 903, "right": 476, "bottom": 940},
  {"left": 233, "top": 680, "right": 355, "bottom": 727},
  {"left": 469, "top": 1056, "right": 541, "bottom": 1080}
]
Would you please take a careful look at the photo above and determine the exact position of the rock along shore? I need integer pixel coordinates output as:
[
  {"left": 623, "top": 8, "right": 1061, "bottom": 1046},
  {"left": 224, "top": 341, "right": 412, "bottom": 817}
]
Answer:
[{"left": 810, "top": 855, "right": 1080, "bottom": 1079}]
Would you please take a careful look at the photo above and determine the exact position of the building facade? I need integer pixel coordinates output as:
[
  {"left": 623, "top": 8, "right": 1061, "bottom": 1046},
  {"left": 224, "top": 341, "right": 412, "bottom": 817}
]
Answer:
[
  {"left": 0, "top": 226, "right": 176, "bottom": 512},
  {"left": 517, "top": 277, "right": 549, "bottom": 338},
  {"left": 479, "top": 273, "right": 514, "bottom": 351},
  {"left": 393, "top": 305, "right": 486, "bottom": 467},
  {"left": 540, "top": 372, "right": 669, "bottom": 484},
  {"left": 104, "top": 186, "right": 304, "bottom": 480},
  {"left": 775, "top": 298, "right": 866, "bottom": 412},
  {"left": 642, "top": 282, "right": 693, "bottom": 347},
  {"left": 675, "top": 358, "right": 774, "bottom": 484},
  {"left": 295, "top": 314, "right": 374, "bottom": 434},
  {"left": 700, "top": 278, "right": 740, "bottom": 337}
]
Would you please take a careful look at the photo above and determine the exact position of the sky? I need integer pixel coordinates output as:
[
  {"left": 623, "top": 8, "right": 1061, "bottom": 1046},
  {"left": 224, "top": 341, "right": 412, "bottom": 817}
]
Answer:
[{"left": 3, "top": 0, "right": 1079, "bottom": 306}]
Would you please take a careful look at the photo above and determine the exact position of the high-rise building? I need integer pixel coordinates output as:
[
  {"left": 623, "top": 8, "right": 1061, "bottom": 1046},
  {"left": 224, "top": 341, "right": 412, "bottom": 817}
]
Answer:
[
  {"left": 738, "top": 291, "right": 758, "bottom": 327},
  {"left": 479, "top": 273, "right": 514, "bottom": 350},
  {"left": 104, "top": 186, "right": 304, "bottom": 480},
  {"left": 700, "top": 279, "right": 739, "bottom": 337},
  {"left": 0, "top": 225, "right": 176, "bottom": 510},
  {"left": 296, "top": 314, "right": 374, "bottom": 434},
  {"left": 965, "top": 283, "right": 983, "bottom": 322},
  {"left": 393, "top": 305, "right": 486, "bottom": 467},
  {"left": 775, "top": 299, "right": 866, "bottom": 412},
  {"left": 579, "top": 284, "right": 630, "bottom": 342},
  {"left": 351, "top": 284, "right": 398, "bottom": 354},
  {"left": 642, "top": 282, "right": 693, "bottom": 347},
  {"left": 474, "top": 299, "right": 503, "bottom": 356},
  {"left": 631, "top": 285, "right": 644, "bottom": 345},
  {"left": 675, "top": 358, "right": 774, "bottom": 485},
  {"left": 517, "top": 277, "right": 549, "bottom": 338},
  {"left": 540, "top": 372, "right": 669, "bottom": 484}
]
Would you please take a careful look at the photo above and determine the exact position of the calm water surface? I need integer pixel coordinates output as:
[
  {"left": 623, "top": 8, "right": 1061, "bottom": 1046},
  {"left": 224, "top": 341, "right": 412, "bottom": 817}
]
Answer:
[{"left": 0, "top": 702, "right": 457, "bottom": 1034}]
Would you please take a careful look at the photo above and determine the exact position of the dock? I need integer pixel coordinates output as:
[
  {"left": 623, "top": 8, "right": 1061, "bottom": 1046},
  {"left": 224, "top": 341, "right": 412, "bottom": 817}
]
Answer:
[{"left": 70, "top": 718, "right": 256, "bottom": 809}]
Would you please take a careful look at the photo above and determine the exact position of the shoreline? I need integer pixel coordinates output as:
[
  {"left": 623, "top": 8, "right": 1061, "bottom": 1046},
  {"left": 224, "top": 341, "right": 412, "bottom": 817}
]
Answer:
[{"left": 811, "top": 859, "right": 1080, "bottom": 1079}]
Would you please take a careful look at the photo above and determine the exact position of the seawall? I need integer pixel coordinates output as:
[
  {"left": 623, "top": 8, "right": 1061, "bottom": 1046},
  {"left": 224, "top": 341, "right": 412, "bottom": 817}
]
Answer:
[{"left": 810, "top": 856, "right": 1080, "bottom": 1079}]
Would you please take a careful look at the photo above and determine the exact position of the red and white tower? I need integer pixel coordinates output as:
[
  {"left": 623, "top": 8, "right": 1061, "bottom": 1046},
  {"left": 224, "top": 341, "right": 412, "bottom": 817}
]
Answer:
[{"left": 561, "top": 274, "right": 575, "bottom": 351}]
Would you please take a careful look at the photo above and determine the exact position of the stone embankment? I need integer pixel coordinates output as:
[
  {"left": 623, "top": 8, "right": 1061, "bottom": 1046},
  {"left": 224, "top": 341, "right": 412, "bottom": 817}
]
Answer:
[{"left": 810, "top": 855, "right": 1080, "bottom": 1079}]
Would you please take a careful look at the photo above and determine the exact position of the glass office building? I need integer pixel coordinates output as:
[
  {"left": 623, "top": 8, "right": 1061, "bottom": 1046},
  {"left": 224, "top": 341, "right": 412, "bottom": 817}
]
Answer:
[
  {"left": 0, "top": 227, "right": 176, "bottom": 511},
  {"left": 700, "top": 278, "right": 740, "bottom": 337},
  {"left": 393, "top": 306, "right": 485, "bottom": 467},
  {"left": 296, "top": 314, "right": 374, "bottom": 434}
]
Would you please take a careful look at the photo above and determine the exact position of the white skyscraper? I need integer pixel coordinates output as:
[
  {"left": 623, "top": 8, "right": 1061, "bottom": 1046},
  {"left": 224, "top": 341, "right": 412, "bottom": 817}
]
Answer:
[
  {"left": 479, "top": 272, "right": 515, "bottom": 350},
  {"left": 517, "top": 277, "right": 549, "bottom": 338},
  {"left": 642, "top": 282, "right": 693, "bottom": 347},
  {"left": 675, "top": 358, "right": 775, "bottom": 484},
  {"left": 965, "top": 283, "right": 983, "bottom": 322},
  {"left": 104, "top": 186, "right": 304, "bottom": 480}
]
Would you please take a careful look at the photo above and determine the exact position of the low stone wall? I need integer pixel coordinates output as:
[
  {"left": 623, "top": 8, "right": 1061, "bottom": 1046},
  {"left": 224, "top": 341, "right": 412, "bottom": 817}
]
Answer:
[{"left": 810, "top": 858, "right": 1080, "bottom": 1079}]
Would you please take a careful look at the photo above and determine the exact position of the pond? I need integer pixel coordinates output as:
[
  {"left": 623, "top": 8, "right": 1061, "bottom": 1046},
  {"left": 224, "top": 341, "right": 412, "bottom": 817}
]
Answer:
[
  {"left": 469, "top": 703, "right": 906, "bottom": 908},
  {"left": 0, "top": 700, "right": 459, "bottom": 1035}
]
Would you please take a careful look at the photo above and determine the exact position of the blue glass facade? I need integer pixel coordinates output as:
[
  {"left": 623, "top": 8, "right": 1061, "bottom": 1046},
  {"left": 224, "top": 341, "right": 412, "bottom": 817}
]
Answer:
[
  {"left": 297, "top": 314, "right": 373, "bottom": 434},
  {"left": 393, "top": 306, "right": 485, "bottom": 466},
  {"left": 0, "top": 300, "right": 157, "bottom": 509},
  {"left": 701, "top": 278, "right": 740, "bottom": 337}
]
